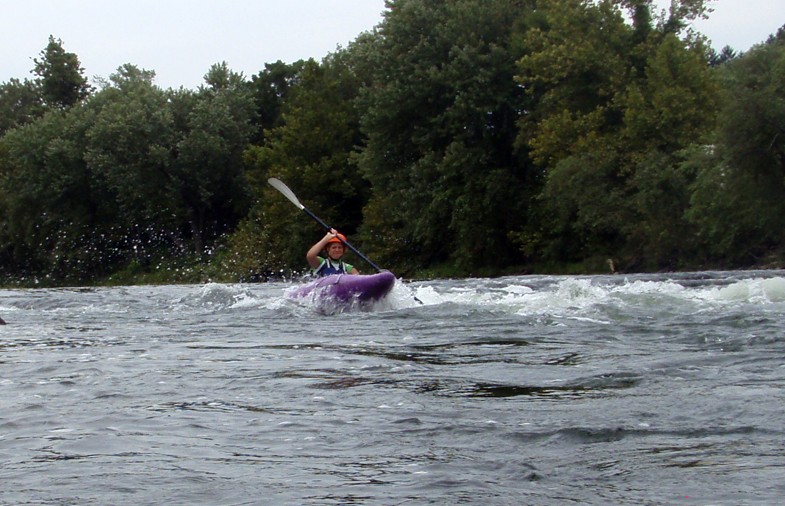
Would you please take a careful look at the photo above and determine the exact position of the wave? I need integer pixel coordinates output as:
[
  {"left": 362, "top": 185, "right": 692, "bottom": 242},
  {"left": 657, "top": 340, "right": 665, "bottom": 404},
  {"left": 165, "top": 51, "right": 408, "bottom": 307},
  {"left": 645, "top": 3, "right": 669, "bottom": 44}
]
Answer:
[
  {"left": 407, "top": 273, "right": 785, "bottom": 319},
  {"left": 1, "top": 272, "right": 783, "bottom": 324}
]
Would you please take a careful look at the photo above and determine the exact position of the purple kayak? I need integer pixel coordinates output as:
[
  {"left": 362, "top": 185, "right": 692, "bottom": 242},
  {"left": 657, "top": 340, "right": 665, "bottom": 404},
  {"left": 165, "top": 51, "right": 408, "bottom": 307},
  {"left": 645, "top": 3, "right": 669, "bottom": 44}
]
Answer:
[{"left": 288, "top": 271, "right": 396, "bottom": 304}]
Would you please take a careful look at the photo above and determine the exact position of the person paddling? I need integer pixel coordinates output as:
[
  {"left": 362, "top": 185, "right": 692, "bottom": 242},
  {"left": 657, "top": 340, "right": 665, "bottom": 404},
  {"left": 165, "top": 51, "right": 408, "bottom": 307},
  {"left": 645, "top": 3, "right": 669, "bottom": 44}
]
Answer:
[{"left": 307, "top": 228, "right": 359, "bottom": 277}]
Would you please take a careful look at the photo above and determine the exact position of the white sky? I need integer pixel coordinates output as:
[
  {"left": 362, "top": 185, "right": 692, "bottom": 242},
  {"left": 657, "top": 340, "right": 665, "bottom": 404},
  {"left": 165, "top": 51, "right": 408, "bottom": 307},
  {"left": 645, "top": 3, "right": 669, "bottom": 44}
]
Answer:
[
  {"left": 665, "top": 0, "right": 784, "bottom": 51},
  {"left": 2, "top": 0, "right": 388, "bottom": 89},
  {"left": 1, "top": 0, "right": 782, "bottom": 90}
]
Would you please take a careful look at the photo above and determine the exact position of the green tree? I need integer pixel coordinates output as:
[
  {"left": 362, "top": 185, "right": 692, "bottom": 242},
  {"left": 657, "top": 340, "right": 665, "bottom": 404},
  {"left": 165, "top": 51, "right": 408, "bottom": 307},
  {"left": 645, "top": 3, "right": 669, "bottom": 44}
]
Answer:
[
  {"left": 175, "top": 62, "right": 257, "bottom": 254},
  {"left": 356, "top": 0, "right": 536, "bottom": 274},
  {"left": 0, "top": 104, "right": 121, "bottom": 281},
  {"left": 229, "top": 53, "right": 367, "bottom": 277},
  {"left": 687, "top": 36, "right": 785, "bottom": 264},
  {"left": 708, "top": 45, "right": 739, "bottom": 67},
  {"left": 1, "top": 60, "right": 257, "bottom": 283},
  {"left": 0, "top": 78, "right": 44, "bottom": 135},
  {"left": 1, "top": 36, "right": 91, "bottom": 137},
  {"left": 84, "top": 64, "right": 181, "bottom": 247},
  {"left": 516, "top": 0, "right": 717, "bottom": 269},
  {"left": 249, "top": 59, "right": 307, "bottom": 141},
  {"left": 32, "top": 35, "right": 92, "bottom": 109},
  {"left": 86, "top": 63, "right": 256, "bottom": 257}
]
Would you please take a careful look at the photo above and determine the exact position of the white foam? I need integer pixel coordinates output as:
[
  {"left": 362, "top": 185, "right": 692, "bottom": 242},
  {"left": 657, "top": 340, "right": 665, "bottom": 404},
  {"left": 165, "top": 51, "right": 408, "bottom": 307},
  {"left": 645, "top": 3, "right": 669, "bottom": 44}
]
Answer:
[
  {"left": 691, "top": 277, "right": 785, "bottom": 304},
  {"left": 403, "top": 275, "right": 785, "bottom": 318},
  {"left": 762, "top": 277, "right": 785, "bottom": 301},
  {"left": 410, "top": 285, "right": 444, "bottom": 305},
  {"left": 618, "top": 279, "right": 686, "bottom": 295}
]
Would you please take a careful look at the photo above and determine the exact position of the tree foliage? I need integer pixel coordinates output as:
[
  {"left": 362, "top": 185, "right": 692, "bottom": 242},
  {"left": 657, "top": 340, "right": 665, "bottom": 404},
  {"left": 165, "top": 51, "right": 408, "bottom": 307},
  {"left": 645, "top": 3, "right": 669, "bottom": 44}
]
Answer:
[
  {"left": 229, "top": 52, "right": 367, "bottom": 277},
  {"left": 355, "top": 0, "right": 536, "bottom": 274},
  {"left": 249, "top": 59, "right": 307, "bottom": 142},
  {"left": 0, "top": 108, "right": 97, "bottom": 279},
  {"left": 32, "top": 35, "right": 92, "bottom": 109},
  {"left": 687, "top": 35, "right": 785, "bottom": 263},
  {"left": 2, "top": 11, "right": 785, "bottom": 285},
  {"left": 0, "top": 78, "right": 44, "bottom": 135},
  {"left": 1, "top": 56, "right": 255, "bottom": 282},
  {"left": 516, "top": 0, "right": 718, "bottom": 269}
]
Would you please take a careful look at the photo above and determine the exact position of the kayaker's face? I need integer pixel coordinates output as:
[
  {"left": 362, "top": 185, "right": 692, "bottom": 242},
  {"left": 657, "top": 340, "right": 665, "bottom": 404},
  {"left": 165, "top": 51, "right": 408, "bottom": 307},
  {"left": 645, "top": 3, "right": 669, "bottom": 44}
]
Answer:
[{"left": 327, "top": 243, "right": 345, "bottom": 260}]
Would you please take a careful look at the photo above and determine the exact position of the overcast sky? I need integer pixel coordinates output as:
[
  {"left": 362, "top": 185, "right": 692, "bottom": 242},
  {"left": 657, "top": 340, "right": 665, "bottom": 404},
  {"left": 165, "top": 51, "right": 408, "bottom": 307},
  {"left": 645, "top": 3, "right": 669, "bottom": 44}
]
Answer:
[
  {"left": 2, "top": 0, "right": 782, "bottom": 90},
  {"left": 667, "top": 0, "right": 783, "bottom": 51}
]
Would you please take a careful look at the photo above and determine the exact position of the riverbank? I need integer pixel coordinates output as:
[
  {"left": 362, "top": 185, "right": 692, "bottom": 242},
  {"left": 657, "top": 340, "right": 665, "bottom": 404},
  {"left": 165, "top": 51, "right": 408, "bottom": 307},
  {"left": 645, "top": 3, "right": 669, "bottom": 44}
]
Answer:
[{"left": 3, "top": 248, "right": 785, "bottom": 289}]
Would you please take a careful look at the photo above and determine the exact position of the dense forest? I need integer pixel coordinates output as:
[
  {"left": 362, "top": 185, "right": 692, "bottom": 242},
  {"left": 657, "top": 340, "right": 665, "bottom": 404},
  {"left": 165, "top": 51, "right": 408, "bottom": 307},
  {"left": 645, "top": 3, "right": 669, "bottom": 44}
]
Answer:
[{"left": 1, "top": 0, "right": 784, "bottom": 286}]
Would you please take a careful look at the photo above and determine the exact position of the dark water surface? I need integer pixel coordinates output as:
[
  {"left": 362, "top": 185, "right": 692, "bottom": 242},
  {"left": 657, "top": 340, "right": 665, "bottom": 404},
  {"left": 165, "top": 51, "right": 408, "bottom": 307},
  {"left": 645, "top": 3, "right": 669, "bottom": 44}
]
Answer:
[{"left": 2, "top": 271, "right": 784, "bottom": 505}]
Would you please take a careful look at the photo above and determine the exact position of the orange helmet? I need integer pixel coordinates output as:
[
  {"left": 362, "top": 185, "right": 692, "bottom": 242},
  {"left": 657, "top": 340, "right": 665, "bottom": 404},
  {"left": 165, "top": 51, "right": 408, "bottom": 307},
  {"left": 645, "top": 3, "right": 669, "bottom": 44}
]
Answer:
[{"left": 326, "top": 233, "right": 347, "bottom": 246}]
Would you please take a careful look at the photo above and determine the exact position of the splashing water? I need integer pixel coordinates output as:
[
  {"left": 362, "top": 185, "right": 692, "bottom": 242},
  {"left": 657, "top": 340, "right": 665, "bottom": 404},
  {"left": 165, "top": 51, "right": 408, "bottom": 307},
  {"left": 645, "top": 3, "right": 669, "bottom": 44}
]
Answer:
[{"left": 1, "top": 270, "right": 784, "bottom": 504}]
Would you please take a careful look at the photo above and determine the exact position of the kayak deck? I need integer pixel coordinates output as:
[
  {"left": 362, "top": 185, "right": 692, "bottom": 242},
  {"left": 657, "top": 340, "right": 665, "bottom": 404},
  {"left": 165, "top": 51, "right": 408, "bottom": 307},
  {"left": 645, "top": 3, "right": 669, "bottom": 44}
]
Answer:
[{"left": 287, "top": 271, "right": 396, "bottom": 304}]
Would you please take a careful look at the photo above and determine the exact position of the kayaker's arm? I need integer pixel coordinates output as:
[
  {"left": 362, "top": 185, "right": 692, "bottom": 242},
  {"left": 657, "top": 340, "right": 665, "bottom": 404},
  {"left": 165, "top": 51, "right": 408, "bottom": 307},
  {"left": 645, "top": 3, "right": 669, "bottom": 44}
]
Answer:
[{"left": 307, "top": 229, "right": 339, "bottom": 268}]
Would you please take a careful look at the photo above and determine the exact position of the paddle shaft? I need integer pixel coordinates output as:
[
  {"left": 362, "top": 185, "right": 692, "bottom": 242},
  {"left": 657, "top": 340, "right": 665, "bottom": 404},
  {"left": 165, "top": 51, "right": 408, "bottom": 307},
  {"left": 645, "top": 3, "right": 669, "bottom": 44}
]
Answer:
[
  {"left": 268, "top": 177, "right": 424, "bottom": 304},
  {"left": 268, "top": 178, "right": 383, "bottom": 273},
  {"left": 301, "top": 207, "right": 383, "bottom": 273}
]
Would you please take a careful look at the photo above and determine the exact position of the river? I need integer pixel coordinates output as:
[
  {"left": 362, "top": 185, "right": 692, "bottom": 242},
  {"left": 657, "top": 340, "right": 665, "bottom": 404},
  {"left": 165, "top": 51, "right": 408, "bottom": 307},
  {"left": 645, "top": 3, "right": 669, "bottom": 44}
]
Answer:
[{"left": 1, "top": 270, "right": 784, "bottom": 505}]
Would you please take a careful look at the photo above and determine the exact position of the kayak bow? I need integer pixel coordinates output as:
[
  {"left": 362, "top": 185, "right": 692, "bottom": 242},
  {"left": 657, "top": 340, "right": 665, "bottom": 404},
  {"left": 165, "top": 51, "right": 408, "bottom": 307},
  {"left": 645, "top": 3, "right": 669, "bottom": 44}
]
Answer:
[{"left": 287, "top": 271, "right": 396, "bottom": 304}]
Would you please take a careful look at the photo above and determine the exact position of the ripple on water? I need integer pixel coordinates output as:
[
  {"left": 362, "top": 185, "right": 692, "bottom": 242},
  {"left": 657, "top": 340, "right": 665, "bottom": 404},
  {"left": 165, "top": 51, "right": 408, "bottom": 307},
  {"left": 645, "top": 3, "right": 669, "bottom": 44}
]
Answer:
[{"left": 2, "top": 272, "right": 785, "bottom": 504}]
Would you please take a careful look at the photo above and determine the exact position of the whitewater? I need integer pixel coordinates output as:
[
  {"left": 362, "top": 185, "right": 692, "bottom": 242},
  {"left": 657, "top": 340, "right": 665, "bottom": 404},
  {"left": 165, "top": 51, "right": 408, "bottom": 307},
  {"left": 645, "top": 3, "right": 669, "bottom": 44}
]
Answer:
[{"left": 1, "top": 270, "right": 784, "bottom": 504}]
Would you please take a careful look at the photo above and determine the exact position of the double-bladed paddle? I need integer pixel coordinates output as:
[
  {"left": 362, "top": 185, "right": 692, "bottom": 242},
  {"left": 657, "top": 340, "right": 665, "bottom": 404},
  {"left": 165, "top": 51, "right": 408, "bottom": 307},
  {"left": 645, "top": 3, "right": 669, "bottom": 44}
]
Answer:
[
  {"left": 269, "top": 177, "right": 424, "bottom": 305},
  {"left": 267, "top": 178, "right": 383, "bottom": 273}
]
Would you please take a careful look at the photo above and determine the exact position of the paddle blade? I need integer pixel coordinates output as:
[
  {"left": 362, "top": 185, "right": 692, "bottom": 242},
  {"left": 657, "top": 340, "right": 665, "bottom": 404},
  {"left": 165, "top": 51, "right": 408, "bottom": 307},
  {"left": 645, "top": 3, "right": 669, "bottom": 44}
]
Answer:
[{"left": 268, "top": 178, "right": 304, "bottom": 210}]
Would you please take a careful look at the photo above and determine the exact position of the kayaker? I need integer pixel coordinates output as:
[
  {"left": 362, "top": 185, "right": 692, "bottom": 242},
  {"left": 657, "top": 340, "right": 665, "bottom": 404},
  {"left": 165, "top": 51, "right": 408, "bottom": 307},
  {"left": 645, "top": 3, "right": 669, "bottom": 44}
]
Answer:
[{"left": 307, "top": 228, "right": 359, "bottom": 277}]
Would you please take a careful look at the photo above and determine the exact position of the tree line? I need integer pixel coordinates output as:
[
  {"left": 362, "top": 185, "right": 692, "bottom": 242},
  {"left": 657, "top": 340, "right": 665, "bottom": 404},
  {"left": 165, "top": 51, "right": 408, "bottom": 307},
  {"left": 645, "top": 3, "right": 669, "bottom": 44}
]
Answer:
[{"left": 1, "top": 0, "right": 784, "bottom": 286}]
